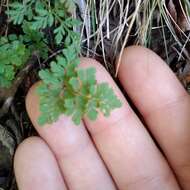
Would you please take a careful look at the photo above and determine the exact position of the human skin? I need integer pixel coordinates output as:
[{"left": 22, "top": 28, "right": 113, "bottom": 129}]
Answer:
[{"left": 14, "top": 46, "right": 190, "bottom": 190}]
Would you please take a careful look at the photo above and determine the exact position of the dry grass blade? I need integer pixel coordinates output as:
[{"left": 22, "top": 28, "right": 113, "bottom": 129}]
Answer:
[
  {"left": 115, "top": 0, "right": 142, "bottom": 76},
  {"left": 79, "top": 0, "right": 190, "bottom": 69}
]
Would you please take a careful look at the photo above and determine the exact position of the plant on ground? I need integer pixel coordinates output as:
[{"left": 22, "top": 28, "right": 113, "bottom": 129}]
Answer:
[
  {"left": 2, "top": 0, "right": 122, "bottom": 125},
  {"left": 0, "top": 36, "right": 29, "bottom": 88}
]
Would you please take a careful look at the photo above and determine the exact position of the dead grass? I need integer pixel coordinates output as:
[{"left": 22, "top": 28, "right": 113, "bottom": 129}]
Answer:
[{"left": 78, "top": 0, "right": 190, "bottom": 82}]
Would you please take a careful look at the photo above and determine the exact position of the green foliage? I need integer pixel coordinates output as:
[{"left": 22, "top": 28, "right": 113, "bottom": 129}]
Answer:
[
  {"left": 0, "top": 37, "right": 30, "bottom": 88},
  {"left": 7, "top": 0, "right": 80, "bottom": 45},
  {"left": 21, "top": 22, "right": 48, "bottom": 59},
  {"left": 31, "top": 1, "right": 54, "bottom": 30},
  {"left": 54, "top": 18, "right": 81, "bottom": 44},
  {"left": 37, "top": 52, "right": 122, "bottom": 125},
  {"left": 0, "top": 23, "right": 48, "bottom": 88},
  {"left": 7, "top": 1, "right": 35, "bottom": 24},
  {"left": 59, "top": 0, "right": 76, "bottom": 13},
  {"left": 3, "top": 0, "right": 122, "bottom": 125}
]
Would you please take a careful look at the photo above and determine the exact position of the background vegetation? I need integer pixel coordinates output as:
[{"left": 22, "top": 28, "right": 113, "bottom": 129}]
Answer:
[{"left": 0, "top": 0, "right": 190, "bottom": 189}]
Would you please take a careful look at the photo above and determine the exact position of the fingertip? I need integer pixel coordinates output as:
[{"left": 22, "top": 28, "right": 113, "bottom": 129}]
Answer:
[
  {"left": 14, "top": 136, "right": 52, "bottom": 177},
  {"left": 118, "top": 45, "right": 166, "bottom": 81},
  {"left": 80, "top": 57, "right": 101, "bottom": 66},
  {"left": 14, "top": 136, "right": 45, "bottom": 168},
  {"left": 79, "top": 57, "right": 107, "bottom": 79},
  {"left": 14, "top": 136, "right": 67, "bottom": 190},
  {"left": 118, "top": 45, "right": 188, "bottom": 110},
  {"left": 123, "top": 45, "right": 161, "bottom": 57}
]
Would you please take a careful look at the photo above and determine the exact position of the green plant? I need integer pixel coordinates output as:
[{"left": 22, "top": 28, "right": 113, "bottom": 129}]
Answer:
[
  {"left": 3, "top": 0, "right": 122, "bottom": 125},
  {"left": 0, "top": 36, "right": 30, "bottom": 88},
  {"left": 0, "top": 23, "right": 48, "bottom": 88},
  {"left": 37, "top": 49, "right": 122, "bottom": 125},
  {"left": 20, "top": 22, "right": 48, "bottom": 59},
  {"left": 7, "top": 0, "right": 80, "bottom": 45}
]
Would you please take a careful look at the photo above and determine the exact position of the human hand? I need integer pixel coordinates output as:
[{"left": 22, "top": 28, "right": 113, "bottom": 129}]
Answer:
[{"left": 14, "top": 46, "right": 190, "bottom": 190}]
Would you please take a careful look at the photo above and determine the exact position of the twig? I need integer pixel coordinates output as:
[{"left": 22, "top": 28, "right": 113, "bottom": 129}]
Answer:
[{"left": 41, "top": 49, "right": 63, "bottom": 65}]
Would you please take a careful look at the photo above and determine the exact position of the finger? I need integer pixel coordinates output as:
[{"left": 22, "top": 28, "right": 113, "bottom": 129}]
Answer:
[
  {"left": 118, "top": 46, "right": 190, "bottom": 189},
  {"left": 79, "top": 58, "right": 180, "bottom": 190},
  {"left": 14, "top": 136, "right": 67, "bottom": 190},
  {"left": 26, "top": 83, "right": 116, "bottom": 190}
]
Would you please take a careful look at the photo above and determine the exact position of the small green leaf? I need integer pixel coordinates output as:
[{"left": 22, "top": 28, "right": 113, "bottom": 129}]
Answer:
[
  {"left": 50, "top": 61, "right": 65, "bottom": 77},
  {"left": 89, "top": 85, "right": 96, "bottom": 95},
  {"left": 37, "top": 84, "right": 49, "bottom": 95},
  {"left": 64, "top": 98, "right": 75, "bottom": 115},
  {"left": 87, "top": 109, "right": 98, "bottom": 120},
  {"left": 57, "top": 56, "right": 67, "bottom": 67},
  {"left": 69, "top": 77, "right": 80, "bottom": 91},
  {"left": 48, "top": 14, "right": 54, "bottom": 27},
  {"left": 72, "top": 110, "right": 82, "bottom": 125},
  {"left": 54, "top": 25, "right": 65, "bottom": 44},
  {"left": 86, "top": 68, "right": 96, "bottom": 85},
  {"left": 8, "top": 34, "right": 18, "bottom": 41},
  {"left": 38, "top": 115, "right": 48, "bottom": 126}
]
